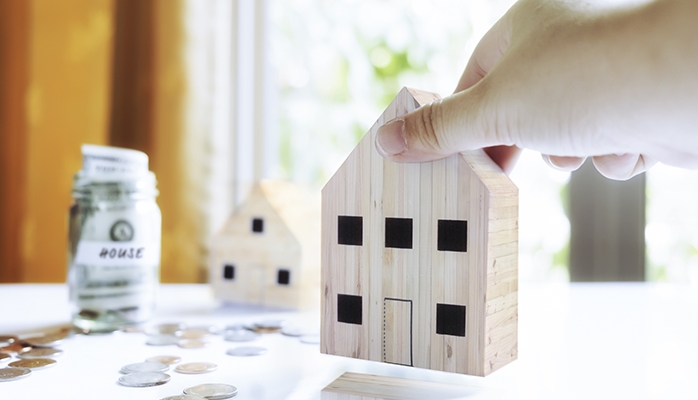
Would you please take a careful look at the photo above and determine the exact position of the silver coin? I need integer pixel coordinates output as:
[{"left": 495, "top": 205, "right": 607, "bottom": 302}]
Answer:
[
  {"left": 184, "top": 383, "right": 238, "bottom": 399},
  {"left": 223, "top": 330, "right": 259, "bottom": 342},
  {"left": 18, "top": 347, "right": 64, "bottom": 359},
  {"left": 0, "top": 367, "right": 31, "bottom": 381},
  {"left": 120, "top": 361, "right": 169, "bottom": 374},
  {"left": 118, "top": 371, "right": 171, "bottom": 387},
  {"left": 9, "top": 358, "right": 56, "bottom": 370},
  {"left": 146, "top": 355, "right": 181, "bottom": 365},
  {"left": 226, "top": 346, "right": 267, "bottom": 357},
  {"left": 160, "top": 396, "right": 207, "bottom": 400},
  {"left": 146, "top": 334, "right": 180, "bottom": 346},
  {"left": 155, "top": 323, "right": 187, "bottom": 335},
  {"left": 176, "top": 329, "right": 210, "bottom": 339},
  {"left": 0, "top": 353, "right": 10, "bottom": 364},
  {"left": 120, "top": 325, "right": 147, "bottom": 333},
  {"left": 223, "top": 324, "right": 245, "bottom": 332},
  {"left": 299, "top": 334, "right": 320, "bottom": 345},
  {"left": 280, "top": 325, "right": 313, "bottom": 337},
  {"left": 174, "top": 362, "right": 217, "bottom": 374}
]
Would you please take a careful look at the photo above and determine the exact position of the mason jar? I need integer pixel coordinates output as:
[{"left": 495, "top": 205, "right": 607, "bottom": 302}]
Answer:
[{"left": 67, "top": 145, "right": 161, "bottom": 332}]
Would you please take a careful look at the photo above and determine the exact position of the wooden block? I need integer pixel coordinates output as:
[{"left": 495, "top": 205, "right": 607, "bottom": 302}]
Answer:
[
  {"left": 321, "top": 88, "right": 518, "bottom": 376},
  {"left": 321, "top": 372, "right": 478, "bottom": 400}
]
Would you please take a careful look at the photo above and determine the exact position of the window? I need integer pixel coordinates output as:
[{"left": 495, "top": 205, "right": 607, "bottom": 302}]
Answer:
[
  {"left": 277, "top": 268, "right": 290, "bottom": 285},
  {"left": 337, "top": 294, "right": 362, "bottom": 325},
  {"left": 385, "top": 217, "right": 413, "bottom": 249},
  {"left": 251, "top": 218, "right": 264, "bottom": 233},
  {"left": 436, "top": 303, "right": 466, "bottom": 337},
  {"left": 437, "top": 219, "right": 468, "bottom": 252},
  {"left": 338, "top": 215, "right": 362, "bottom": 246},
  {"left": 223, "top": 264, "right": 235, "bottom": 280}
]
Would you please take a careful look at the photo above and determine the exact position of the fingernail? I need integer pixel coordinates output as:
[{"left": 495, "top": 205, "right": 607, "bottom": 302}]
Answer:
[{"left": 376, "top": 119, "right": 406, "bottom": 157}]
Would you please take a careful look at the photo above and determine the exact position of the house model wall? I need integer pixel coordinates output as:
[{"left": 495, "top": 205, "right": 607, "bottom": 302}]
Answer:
[
  {"left": 211, "top": 180, "right": 320, "bottom": 309},
  {"left": 321, "top": 88, "right": 518, "bottom": 376}
]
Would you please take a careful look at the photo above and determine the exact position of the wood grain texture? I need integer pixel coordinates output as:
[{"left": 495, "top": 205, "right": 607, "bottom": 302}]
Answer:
[
  {"left": 321, "top": 372, "right": 477, "bottom": 400},
  {"left": 321, "top": 88, "right": 518, "bottom": 376},
  {"left": 211, "top": 180, "right": 320, "bottom": 309}
]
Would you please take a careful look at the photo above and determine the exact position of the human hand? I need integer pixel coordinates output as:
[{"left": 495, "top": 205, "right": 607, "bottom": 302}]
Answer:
[{"left": 375, "top": 0, "right": 698, "bottom": 180}]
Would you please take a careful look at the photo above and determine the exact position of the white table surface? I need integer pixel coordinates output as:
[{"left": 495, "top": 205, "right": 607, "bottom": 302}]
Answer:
[{"left": 1, "top": 283, "right": 697, "bottom": 400}]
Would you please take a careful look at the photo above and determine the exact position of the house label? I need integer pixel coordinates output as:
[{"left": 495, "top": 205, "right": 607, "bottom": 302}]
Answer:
[{"left": 74, "top": 241, "right": 160, "bottom": 267}]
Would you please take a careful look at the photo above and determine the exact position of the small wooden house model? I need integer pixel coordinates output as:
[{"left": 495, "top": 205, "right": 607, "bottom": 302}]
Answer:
[
  {"left": 321, "top": 88, "right": 518, "bottom": 376},
  {"left": 211, "top": 180, "right": 320, "bottom": 309}
]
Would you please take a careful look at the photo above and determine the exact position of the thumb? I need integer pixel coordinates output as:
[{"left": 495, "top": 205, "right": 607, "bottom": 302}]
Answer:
[{"left": 375, "top": 88, "right": 499, "bottom": 162}]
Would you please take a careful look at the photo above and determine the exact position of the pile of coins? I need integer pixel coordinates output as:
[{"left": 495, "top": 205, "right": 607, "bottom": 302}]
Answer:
[{"left": 0, "top": 329, "right": 71, "bottom": 383}]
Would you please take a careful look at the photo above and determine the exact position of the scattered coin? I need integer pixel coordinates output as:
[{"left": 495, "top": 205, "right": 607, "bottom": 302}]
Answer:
[
  {"left": 118, "top": 371, "right": 171, "bottom": 387},
  {"left": 226, "top": 346, "right": 267, "bottom": 357},
  {"left": 254, "top": 319, "right": 285, "bottom": 330},
  {"left": 0, "top": 353, "right": 10, "bottom": 364},
  {"left": 187, "top": 325, "right": 219, "bottom": 335},
  {"left": 120, "top": 361, "right": 169, "bottom": 374},
  {"left": 176, "top": 329, "right": 210, "bottom": 339},
  {"left": 146, "top": 355, "right": 181, "bottom": 365},
  {"left": 0, "top": 342, "right": 29, "bottom": 354},
  {"left": 174, "top": 362, "right": 218, "bottom": 374},
  {"left": 155, "top": 323, "right": 187, "bottom": 335},
  {"left": 178, "top": 339, "right": 210, "bottom": 349},
  {"left": 120, "top": 325, "right": 147, "bottom": 333},
  {"left": 223, "top": 324, "right": 245, "bottom": 332},
  {"left": 223, "top": 330, "right": 259, "bottom": 342},
  {"left": 146, "top": 334, "right": 180, "bottom": 346},
  {"left": 0, "top": 367, "right": 31, "bottom": 382},
  {"left": 18, "top": 348, "right": 63, "bottom": 359},
  {"left": 299, "top": 335, "right": 320, "bottom": 345},
  {"left": 160, "top": 395, "right": 207, "bottom": 400},
  {"left": 280, "top": 325, "right": 309, "bottom": 337},
  {"left": 184, "top": 383, "right": 238, "bottom": 399},
  {"left": 23, "top": 332, "right": 66, "bottom": 348},
  {"left": 0, "top": 336, "right": 18, "bottom": 347},
  {"left": 9, "top": 358, "right": 57, "bottom": 370}
]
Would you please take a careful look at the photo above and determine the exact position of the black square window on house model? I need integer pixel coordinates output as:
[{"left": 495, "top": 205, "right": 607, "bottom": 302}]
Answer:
[
  {"left": 437, "top": 219, "right": 468, "bottom": 252},
  {"left": 223, "top": 264, "right": 235, "bottom": 280},
  {"left": 436, "top": 303, "right": 466, "bottom": 337},
  {"left": 385, "top": 217, "right": 413, "bottom": 249},
  {"left": 277, "top": 269, "right": 290, "bottom": 285},
  {"left": 338, "top": 215, "right": 362, "bottom": 246},
  {"left": 337, "top": 294, "right": 362, "bottom": 325},
  {"left": 251, "top": 218, "right": 264, "bottom": 233}
]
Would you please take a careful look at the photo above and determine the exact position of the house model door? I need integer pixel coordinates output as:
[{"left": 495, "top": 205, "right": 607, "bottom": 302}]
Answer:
[
  {"left": 241, "top": 263, "right": 265, "bottom": 304},
  {"left": 382, "top": 298, "right": 413, "bottom": 366}
]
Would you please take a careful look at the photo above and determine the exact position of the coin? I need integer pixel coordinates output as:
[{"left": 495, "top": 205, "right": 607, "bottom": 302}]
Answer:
[
  {"left": 120, "top": 325, "right": 147, "bottom": 333},
  {"left": 0, "top": 353, "right": 10, "bottom": 364},
  {"left": 146, "top": 355, "right": 181, "bottom": 365},
  {"left": 184, "top": 383, "right": 238, "bottom": 399},
  {"left": 280, "top": 325, "right": 310, "bottom": 337},
  {"left": 176, "top": 329, "right": 210, "bottom": 339},
  {"left": 0, "top": 342, "right": 29, "bottom": 354},
  {"left": 178, "top": 339, "right": 210, "bottom": 349},
  {"left": 223, "top": 330, "right": 259, "bottom": 342},
  {"left": 18, "top": 348, "right": 63, "bottom": 359},
  {"left": 120, "top": 361, "right": 169, "bottom": 374},
  {"left": 0, "top": 367, "right": 31, "bottom": 382},
  {"left": 23, "top": 332, "right": 65, "bottom": 348},
  {"left": 160, "top": 396, "right": 207, "bottom": 400},
  {"left": 299, "top": 335, "right": 320, "bottom": 345},
  {"left": 254, "top": 319, "right": 285, "bottom": 330},
  {"left": 154, "top": 323, "right": 186, "bottom": 335},
  {"left": 223, "top": 324, "right": 245, "bottom": 332},
  {"left": 118, "top": 371, "right": 171, "bottom": 387},
  {"left": 146, "top": 334, "right": 180, "bottom": 346},
  {"left": 9, "top": 358, "right": 56, "bottom": 370},
  {"left": 226, "top": 346, "right": 267, "bottom": 357},
  {"left": 174, "top": 362, "right": 218, "bottom": 374},
  {"left": 0, "top": 336, "right": 18, "bottom": 346}
]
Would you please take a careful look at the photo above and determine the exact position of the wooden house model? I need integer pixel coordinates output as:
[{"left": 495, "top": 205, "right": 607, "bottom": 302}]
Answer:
[
  {"left": 321, "top": 88, "right": 518, "bottom": 376},
  {"left": 210, "top": 180, "right": 320, "bottom": 309}
]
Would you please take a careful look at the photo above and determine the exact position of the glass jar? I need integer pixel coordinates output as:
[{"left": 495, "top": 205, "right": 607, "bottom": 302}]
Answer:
[{"left": 67, "top": 145, "right": 161, "bottom": 332}]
